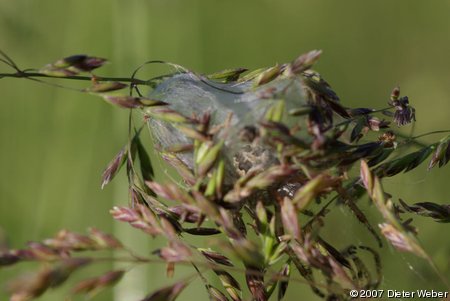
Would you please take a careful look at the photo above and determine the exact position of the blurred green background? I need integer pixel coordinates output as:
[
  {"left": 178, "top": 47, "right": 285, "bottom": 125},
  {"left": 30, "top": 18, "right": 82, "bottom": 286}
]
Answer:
[{"left": 1, "top": 1, "right": 449, "bottom": 300}]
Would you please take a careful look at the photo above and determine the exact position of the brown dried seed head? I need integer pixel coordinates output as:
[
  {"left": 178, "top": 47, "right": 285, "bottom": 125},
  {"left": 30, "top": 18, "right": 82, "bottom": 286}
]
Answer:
[
  {"left": 101, "top": 147, "right": 127, "bottom": 189},
  {"left": 200, "top": 249, "right": 233, "bottom": 266},
  {"left": 110, "top": 206, "right": 139, "bottom": 222},
  {"left": 84, "top": 81, "right": 127, "bottom": 93},
  {"left": 208, "top": 286, "right": 229, "bottom": 301},
  {"left": 88, "top": 228, "right": 123, "bottom": 249},
  {"left": 141, "top": 281, "right": 187, "bottom": 301},
  {"left": 281, "top": 197, "right": 300, "bottom": 241}
]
